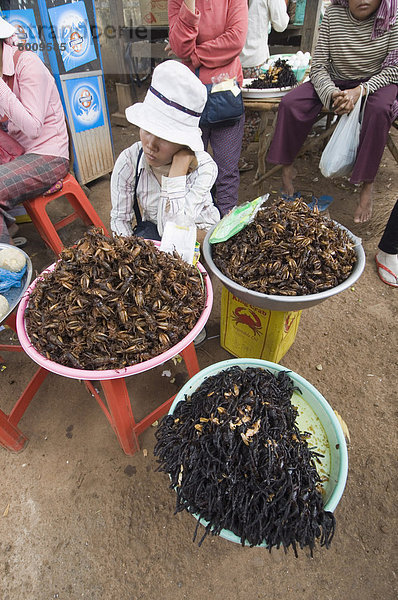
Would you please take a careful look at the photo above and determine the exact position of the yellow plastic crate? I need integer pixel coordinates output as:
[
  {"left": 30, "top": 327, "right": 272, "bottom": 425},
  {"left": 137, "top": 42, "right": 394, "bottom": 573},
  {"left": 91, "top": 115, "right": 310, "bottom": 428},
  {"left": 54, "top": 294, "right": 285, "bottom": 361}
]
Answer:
[{"left": 220, "top": 286, "right": 302, "bottom": 363}]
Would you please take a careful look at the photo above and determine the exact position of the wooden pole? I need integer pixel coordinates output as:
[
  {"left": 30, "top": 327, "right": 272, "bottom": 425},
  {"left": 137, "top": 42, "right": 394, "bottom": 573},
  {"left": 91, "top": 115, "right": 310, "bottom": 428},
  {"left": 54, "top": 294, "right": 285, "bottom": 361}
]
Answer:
[{"left": 300, "top": 0, "right": 323, "bottom": 55}]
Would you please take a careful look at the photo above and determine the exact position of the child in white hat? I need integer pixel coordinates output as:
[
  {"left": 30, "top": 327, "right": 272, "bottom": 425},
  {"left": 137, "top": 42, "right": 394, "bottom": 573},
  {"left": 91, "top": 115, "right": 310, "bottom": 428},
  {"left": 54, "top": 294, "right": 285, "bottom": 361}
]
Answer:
[{"left": 110, "top": 60, "right": 220, "bottom": 242}]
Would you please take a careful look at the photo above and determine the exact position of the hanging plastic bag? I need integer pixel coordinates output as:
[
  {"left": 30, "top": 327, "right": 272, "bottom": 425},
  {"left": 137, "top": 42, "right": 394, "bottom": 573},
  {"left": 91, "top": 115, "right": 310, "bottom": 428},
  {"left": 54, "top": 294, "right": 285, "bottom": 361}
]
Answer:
[
  {"left": 0, "top": 264, "right": 26, "bottom": 293},
  {"left": 160, "top": 219, "right": 197, "bottom": 264},
  {"left": 319, "top": 85, "right": 368, "bottom": 178}
]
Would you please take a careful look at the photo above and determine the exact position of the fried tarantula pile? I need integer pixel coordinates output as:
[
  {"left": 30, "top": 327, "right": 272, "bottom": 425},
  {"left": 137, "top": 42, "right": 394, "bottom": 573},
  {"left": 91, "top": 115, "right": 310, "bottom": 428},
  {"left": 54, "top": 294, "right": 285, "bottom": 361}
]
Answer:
[
  {"left": 25, "top": 229, "right": 205, "bottom": 370},
  {"left": 155, "top": 366, "right": 335, "bottom": 554},
  {"left": 245, "top": 59, "right": 298, "bottom": 89}
]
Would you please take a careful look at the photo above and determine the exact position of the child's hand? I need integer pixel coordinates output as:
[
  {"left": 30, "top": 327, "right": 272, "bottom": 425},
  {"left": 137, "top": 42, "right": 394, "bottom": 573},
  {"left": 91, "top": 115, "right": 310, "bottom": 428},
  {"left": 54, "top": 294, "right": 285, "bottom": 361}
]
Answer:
[{"left": 169, "top": 148, "right": 196, "bottom": 177}]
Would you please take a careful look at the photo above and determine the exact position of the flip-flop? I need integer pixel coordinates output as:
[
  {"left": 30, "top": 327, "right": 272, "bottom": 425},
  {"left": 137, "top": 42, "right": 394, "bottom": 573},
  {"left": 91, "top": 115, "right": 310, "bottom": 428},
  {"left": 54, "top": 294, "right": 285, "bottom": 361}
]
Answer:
[
  {"left": 375, "top": 255, "right": 398, "bottom": 287},
  {"left": 308, "top": 195, "right": 334, "bottom": 212},
  {"left": 280, "top": 191, "right": 302, "bottom": 202},
  {"left": 12, "top": 236, "right": 27, "bottom": 248},
  {"left": 238, "top": 159, "right": 254, "bottom": 173}
]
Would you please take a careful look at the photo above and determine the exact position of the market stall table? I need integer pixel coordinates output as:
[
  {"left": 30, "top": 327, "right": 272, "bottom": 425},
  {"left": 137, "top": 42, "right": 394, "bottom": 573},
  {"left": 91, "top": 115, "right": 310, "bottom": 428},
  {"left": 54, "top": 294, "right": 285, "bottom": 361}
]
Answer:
[
  {"left": 243, "top": 96, "right": 337, "bottom": 189},
  {"left": 14, "top": 260, "right": 213, "bottom": 456},
  {"left": 244, "top": 96, "right": 398, "bottom": 190}
]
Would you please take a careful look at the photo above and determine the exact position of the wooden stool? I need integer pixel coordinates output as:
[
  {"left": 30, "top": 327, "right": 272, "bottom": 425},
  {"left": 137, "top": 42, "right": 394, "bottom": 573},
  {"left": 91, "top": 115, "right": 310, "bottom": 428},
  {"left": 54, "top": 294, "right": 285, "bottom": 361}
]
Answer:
[
  {"left": 23, "top": 173, "right": 109, "bottom": 255},
  {"left": 0, "top": 313, "right": 49, "bottom": 452},
  {"left": 0, "top": 324, "right": 200, "bottom": 455}
]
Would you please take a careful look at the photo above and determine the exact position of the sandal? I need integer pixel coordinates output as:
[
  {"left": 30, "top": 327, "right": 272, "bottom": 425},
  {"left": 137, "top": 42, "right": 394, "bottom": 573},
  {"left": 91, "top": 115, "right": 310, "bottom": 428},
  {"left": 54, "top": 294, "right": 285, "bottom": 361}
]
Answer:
[
  {"left": 308, "top": 195, "right": 334, "bottom": 212},
  {"left": 280, "top": 191, "right": 302, "bottom": 202},
  {"left": 13, "top": 236, "right": 27, "bottom": 248},
  {"left": 238, "top": 159, "right": 254, "bottom": 173},
  {"left": 375, "top": 255, "right": 398, "bottom": 288},
  {"left": 43, "top": 179, "right": 64, "bottom": 196}
]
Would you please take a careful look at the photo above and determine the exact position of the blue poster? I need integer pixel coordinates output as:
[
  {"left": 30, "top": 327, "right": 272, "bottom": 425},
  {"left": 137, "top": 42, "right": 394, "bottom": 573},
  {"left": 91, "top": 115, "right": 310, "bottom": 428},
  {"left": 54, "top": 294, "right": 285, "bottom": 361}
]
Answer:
[
  {"left": 65, "top": 76, "right": 104, "bottom": 133},
  {"left": 3, "top": 9, "right": 44, "bottom": 63},
  {"left": 48, "top": 1, "right": 97, "bottom": 72}
]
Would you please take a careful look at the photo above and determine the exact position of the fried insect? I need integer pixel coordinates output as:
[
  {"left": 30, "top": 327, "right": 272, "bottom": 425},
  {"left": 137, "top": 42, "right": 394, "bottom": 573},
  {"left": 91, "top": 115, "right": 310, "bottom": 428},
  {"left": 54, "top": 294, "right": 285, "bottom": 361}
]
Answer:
[
  {"left": 245, "top": 59, "right": 298, "bottom": 89},
  {"left": 25, "top": 228, "right": 205, "bottom": 370},
  {"left": 155, "top": 366, "right": 335, "bottom": 554},
  {"left": 212, "top": 198, "right": 357, "bottom": 296}
]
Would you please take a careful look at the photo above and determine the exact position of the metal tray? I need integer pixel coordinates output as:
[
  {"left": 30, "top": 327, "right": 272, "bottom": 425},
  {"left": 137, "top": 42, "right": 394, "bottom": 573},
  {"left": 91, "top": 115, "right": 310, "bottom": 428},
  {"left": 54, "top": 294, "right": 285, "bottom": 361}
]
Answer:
[
  {"left": 0, "top": 243, "right": 33, "bottom": 326},
  {"left": 242, "top": 78, "right": 292, "bottom": 99},
  {"left": 203, "top": 222, "right": 366, "bottom": 312}
]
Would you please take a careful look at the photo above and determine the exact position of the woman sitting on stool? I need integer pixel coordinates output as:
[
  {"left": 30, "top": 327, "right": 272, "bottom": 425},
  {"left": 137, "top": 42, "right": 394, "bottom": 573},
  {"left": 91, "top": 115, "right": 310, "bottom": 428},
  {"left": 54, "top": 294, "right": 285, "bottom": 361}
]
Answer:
[{"left": 0, "top": 17, "right": 69, "bottom": 247}]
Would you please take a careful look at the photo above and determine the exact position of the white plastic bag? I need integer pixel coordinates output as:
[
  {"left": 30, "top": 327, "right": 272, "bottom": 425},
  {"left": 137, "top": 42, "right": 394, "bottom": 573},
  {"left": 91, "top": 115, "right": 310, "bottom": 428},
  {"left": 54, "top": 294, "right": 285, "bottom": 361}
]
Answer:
[
  {"left": 319, "top": 85, "right": 368, "bottom": 178},
  {"left": 160, "top": 220, "right": 197, "bottom": 264}
]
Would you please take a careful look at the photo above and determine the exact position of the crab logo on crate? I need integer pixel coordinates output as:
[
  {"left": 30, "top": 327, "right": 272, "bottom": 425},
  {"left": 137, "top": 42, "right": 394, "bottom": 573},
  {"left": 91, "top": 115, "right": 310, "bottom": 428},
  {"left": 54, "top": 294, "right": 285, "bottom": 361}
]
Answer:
[
  {"left": 65, "top": 76, "right": 104, "bottom": 133},
  {"left": 48, "top": 0, "right": 97, "bottom": 72},
  {"left": 231, "top": 307, "right": 262, "bottom": 336}
]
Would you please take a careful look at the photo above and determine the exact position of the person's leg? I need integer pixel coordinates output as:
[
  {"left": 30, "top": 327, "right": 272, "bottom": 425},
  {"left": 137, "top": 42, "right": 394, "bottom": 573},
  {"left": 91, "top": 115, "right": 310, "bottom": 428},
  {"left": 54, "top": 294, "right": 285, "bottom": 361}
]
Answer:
[
  {"left": 267, "top": 81, "right": 323, "bottom": 195},
  {"left": 350, "top": 84, "right": 397, "bottom": 223},
  {"left": 0, "top": 153, "right": 69, "bottom": 243},
  {"left": 375, "top": 199, "right": 398, "bottom": 286},
  {"left": 240, "top": 65, "right": 264, "bottom": 170},
  {"left": 239, "top": 111, "right": 259, "bottom": 171},
  {"left": 208, "top": 114, "right": 245, "bottom": 216}
]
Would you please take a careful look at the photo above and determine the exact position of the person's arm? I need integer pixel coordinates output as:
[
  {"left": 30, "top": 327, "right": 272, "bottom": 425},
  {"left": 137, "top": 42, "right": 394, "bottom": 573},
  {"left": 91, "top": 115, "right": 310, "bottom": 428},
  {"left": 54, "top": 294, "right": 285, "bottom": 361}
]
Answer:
[
  {"left": 365, "top": 24, "right": 398, "bottom": 94},
  {"left": 0, "top": 52, "right": 52, "bottom": 138},
  {"left": 309, "top": 9, "right": 340, "bottom": 109},
  {"left": 168, "top": 0, "right": 248, "bottom": 70},
  {"left": 328, "top": 23, "right": 398, "bottom": 115},
  {"left": 269, "top": 0, "right": 289, "bottom": 33},
  {"left": 156, "top": 152, "right": 218, "bottom": 235},
  {"left": 110, "top": 145, "right": 141, "bottom": 237},
  {"left": 168, "top": 147, "right": 196, "bottom": 178}
]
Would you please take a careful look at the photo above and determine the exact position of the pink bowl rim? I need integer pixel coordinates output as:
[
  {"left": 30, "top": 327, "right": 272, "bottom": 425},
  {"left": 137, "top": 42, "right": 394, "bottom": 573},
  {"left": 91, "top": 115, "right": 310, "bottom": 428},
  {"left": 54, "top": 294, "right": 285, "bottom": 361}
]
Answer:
[{"left": 16, "top": 248, "right": 213, "bottom": 381}]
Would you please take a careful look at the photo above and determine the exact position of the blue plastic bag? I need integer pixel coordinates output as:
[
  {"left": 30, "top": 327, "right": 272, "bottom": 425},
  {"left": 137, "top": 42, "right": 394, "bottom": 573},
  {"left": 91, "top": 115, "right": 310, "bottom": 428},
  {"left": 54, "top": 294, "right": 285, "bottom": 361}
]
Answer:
[{"left": 0, "top": 264, "right": 27, "bottom": 293}]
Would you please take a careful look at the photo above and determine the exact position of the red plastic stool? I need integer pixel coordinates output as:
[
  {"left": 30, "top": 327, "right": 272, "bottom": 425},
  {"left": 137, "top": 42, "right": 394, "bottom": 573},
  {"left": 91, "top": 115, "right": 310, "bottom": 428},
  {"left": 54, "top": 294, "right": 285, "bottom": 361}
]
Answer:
[
  {"left": 23, "top": 173, "right": 109, "bottom": 255},
  {"left": 0, "top": 313, "right": 49, "bottom": 452}
]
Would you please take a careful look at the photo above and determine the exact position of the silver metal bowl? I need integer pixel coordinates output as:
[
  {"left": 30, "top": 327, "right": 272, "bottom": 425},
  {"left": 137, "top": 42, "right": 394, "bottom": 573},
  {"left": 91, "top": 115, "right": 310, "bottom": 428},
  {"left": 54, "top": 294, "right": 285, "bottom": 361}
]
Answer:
[
  {"left": 203, "top": 222, "right": 366, "bottom": 312},
  {"left": 0, "top": 243, "right": 32, "bottom": 325}
]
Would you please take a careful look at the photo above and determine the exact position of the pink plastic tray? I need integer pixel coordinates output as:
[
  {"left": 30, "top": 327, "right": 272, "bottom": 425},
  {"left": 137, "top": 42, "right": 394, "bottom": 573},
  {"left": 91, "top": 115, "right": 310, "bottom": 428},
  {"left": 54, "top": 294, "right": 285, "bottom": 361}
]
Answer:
[{"left": 16, "top": 249, "right": 213, "bottom": 381}]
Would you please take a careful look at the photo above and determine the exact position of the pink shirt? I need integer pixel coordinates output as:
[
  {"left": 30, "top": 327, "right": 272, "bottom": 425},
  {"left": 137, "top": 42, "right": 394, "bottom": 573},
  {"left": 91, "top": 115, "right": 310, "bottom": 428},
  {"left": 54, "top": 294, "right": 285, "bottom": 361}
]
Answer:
[
  {"left": 0, "top": 44, "right": 69, "bottom": 159},
  {"left": 168, "top": 0, "right": 248, "bottom": 85}
]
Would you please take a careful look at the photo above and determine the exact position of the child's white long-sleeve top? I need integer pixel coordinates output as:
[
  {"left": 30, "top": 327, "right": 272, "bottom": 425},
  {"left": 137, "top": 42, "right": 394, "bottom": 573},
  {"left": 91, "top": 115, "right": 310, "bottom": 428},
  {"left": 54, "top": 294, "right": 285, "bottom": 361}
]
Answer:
[{"left": 110, "top": 142, "right": 220, "bottom": 237}]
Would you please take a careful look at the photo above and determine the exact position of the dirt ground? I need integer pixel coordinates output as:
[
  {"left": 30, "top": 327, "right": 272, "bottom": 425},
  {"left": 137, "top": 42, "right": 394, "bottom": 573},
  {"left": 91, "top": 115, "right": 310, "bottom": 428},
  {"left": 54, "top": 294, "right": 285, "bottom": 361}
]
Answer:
[{"left": 0, "top": 85, "right": 397, "bottom": 600}]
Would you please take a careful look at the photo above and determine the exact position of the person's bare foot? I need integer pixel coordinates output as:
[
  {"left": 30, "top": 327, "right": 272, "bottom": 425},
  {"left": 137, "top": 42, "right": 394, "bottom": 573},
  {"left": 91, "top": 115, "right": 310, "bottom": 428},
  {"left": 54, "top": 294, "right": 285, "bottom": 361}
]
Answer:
[
  {"left": 281, "top": 164, "right": 297, "bottom": 197},
  {"left": 354, "top": 182, "right": 373, "bottom": 223}
]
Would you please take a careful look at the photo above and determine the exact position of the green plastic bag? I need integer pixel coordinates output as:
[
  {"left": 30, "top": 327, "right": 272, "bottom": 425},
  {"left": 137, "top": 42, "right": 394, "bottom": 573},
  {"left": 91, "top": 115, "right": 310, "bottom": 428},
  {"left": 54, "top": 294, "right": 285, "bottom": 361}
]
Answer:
[{"left": 209, "top": 194, "right": 269, "bottom": 244}]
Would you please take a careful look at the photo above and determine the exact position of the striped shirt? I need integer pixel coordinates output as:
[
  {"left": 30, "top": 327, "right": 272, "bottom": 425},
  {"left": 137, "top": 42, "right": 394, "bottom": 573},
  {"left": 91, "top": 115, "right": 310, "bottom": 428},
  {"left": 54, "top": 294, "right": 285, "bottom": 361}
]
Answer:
[
  {"left": 110, "top": 142, "right": 220, "bottom": 237},
  {"left": 310, "top": 5, "right": 398, "bottom": 108}
]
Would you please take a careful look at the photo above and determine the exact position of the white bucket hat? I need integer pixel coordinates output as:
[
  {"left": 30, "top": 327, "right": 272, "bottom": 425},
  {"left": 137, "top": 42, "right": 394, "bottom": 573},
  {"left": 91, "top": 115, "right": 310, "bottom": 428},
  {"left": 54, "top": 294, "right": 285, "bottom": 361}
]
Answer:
[
  {"left": 125, "top": 60, "right": 207, "bottom": 152},
  {"left": 0, "top": 16, "right": 16, "bottom": 39}
]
